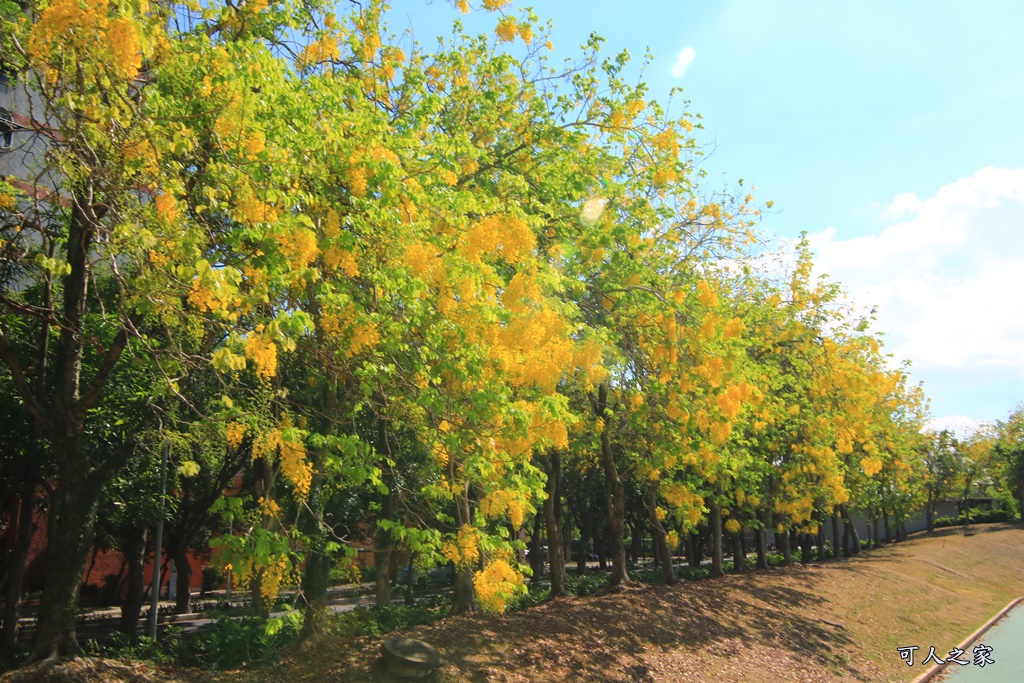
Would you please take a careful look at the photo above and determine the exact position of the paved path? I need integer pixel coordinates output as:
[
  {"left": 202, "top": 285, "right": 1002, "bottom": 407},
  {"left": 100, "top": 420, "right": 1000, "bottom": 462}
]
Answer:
[{"left": 934, "top": 603, "right": 1024, "bottom": 682}]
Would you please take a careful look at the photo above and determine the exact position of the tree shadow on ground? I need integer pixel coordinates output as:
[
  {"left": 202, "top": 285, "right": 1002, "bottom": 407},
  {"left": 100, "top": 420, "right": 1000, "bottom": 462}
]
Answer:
[{"left": 344, "top": 570, "right": 878, "bottom": 683}]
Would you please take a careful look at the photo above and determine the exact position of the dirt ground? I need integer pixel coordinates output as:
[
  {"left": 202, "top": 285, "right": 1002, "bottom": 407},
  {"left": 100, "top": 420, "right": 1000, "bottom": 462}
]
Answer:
[{"left": 6, "top": 522, "right": 1024, "bottom": 683}]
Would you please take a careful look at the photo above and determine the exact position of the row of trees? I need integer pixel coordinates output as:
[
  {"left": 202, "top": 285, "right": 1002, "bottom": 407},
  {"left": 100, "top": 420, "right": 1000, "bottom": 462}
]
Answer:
[{"left": 1, "top": 0, "right": 1021, "bottom": 665}]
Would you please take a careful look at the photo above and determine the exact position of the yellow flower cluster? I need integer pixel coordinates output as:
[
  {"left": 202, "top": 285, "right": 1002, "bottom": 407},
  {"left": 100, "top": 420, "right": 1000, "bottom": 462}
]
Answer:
[
  {"left": 442, "top": 525, "right": 480, "bottom": 568},
  {"left": 860, "top": 456, "right": 883, "bottom": 477},
  {"left": 297, "top": 36, "right": 340, "bottom": 67},
  {"left": 473, "top": 557, "right": 523, "bottom": 613},
  {"left": 226, "top": 422, "right": 246, "bottom": 449},
  {"left": 245, "top": 334, "right": 278, "bottom": 380},
  {"left": 233, "top": 187, "right": 280, "bottom": 227},
  {"left": 275, "top": 227, "right": 319, "bottom": 269},
  {"left": 460, "top": 215, "right": 535, "bottom": 264},
  {"left": 479, "top": 489, "right": 526, "bottom": 528},
  {"left": 404, "top": 241, "right": 441, "bottom": 279},
  {"left": 696, "top": 281, "right": 718, "bottom": 307},
  {"left": 495, "top": 18, "right": 518, "bottom": 43},
  {"left": 29, "top": 0, "right": 141, "bottom": 80},
  {"left": 253, "top": 428, "right": 313, "bottom": 498},
  {"left": 347, "top": 322, "right": 380, "bottom": 357},
  {"left": 322, "top": 245, "right": 360, "bottom": 276},
  {"left": 724, "top": 519, "right": 742, "bottom": 534}
]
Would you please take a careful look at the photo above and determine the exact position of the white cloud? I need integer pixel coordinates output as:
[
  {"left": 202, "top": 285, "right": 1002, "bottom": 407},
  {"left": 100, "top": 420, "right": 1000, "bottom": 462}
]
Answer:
[
  {"left": 671, "top": 47, "right": 695, "bottom": 78},
  {"left": 806, "top": 167, "right": 1024, "bottom": 380},
  {"left": 924, "top": 415, "right": 984, "bottom": 439}
]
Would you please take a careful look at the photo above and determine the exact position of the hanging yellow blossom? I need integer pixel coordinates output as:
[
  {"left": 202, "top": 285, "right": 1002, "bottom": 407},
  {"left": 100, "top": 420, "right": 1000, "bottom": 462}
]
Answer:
[{"left": 245, "top": 334, "right": 278, "bottom": 380}]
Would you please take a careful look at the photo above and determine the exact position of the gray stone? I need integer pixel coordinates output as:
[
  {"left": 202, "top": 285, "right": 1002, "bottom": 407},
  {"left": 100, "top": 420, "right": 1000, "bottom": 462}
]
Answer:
[{"left": 381, "top": 636, "right": 442, "bottom": 679}]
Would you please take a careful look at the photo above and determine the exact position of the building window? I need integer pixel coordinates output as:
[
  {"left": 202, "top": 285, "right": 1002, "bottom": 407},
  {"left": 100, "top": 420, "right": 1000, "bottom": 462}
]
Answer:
[{"left": 0, "top": 110, "right": 12, "bottom": 149}]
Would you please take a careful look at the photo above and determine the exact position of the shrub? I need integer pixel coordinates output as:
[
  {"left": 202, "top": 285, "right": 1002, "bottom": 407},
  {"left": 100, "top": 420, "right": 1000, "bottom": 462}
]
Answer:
[
  {"left": 201, "top": 566, "right": 225, "bottom": 595},
  {"left": 675, "top": 565, "right": 711, "bottom": 581},
  {"left": 564, "top": 573, "right": 608, "bottom": 596},
  {"left": 189, "top": 610, "right": 303, "bottom": 670},
  {"left": 507, "top": 586, "right": 550, "bottom": 611},
  {"left": 330, "top": 604, "right": 443, "bottom": 639}
]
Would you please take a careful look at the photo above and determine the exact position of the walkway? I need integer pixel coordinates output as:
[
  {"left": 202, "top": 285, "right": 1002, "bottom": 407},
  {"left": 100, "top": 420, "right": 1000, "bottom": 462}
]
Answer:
[{"left": 934, "top": 602, "right": 1024, "bottom": 682}]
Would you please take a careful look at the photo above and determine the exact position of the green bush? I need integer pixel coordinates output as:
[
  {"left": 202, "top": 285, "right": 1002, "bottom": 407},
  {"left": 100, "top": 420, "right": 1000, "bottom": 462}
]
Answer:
[
  {"left": 507, "top": 586, "right": 550, "bottom": 612},
  {"left": 675, "top": 565, "right": 710, "bottom": 581},
  {"left": 201, "top": 566, "right": 224, "bottom": 595},
  {"left": 191, "top": 610, "right": 303, "bottom": 670},
  {"left": 330, "top": 604, "right": 444, "bottom": 639},
  {"left": 564, "top": 573, "right": 608, "bottom": 596},
  {"left": 933, "top": 508, "right": 1011, "bottom": 529}
]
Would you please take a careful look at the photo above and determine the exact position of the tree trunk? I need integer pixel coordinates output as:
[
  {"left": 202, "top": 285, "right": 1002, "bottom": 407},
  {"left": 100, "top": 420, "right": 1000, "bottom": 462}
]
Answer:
[
  {"left": 831, "top": 512, "right": 841, "bottom": 557},
  {"left": 780, "top": 522, "right": 792, "bottom": 565},
  {"left": 732, "top": 526, "right": 748, "bottom": 573},
  {"left": 577, "top": 509, "right": 591, "bottom": 573},
  {"left": 872, "top": 511, "right": 880, "bottom": 550},
  {"left": 119, "top": 525, "right": 148, "bottom": 639},
  {"left": 816, "top": 514, "right": 827, "bottom": 561},
  {"left": 542, "top": 452, "right": 566, "bottom": 596},
  {"left": 300, "top": 447, "right": 332, "bottom": 638},
  {"left": 172, "top": 548, "right": 192, "bottom": 615},
  {"left": 529, "top": 512, "right": 544, "bottom": 582},
  {"left": 30, "top": 454, "right": 98, "bottom": 660},
  {"left": 883, "top": 508, "right": 891, "bottom": 544},
  {"left": 710, "top": 501, "right": 723, "bottom": 577},
  {"left": 596, "top": 384, "right": 629, "bottom": 587},
  {"left": 450, "top": 490, "right": 477, "bottom": 615},
  {"left": 645, "top": 485, "right": 675, "bottom": 584},
  {"left": 926, "top": 496, "right": 935, "bottom": 534},
  {"left": 843, "top": 507, "right": 861, "bottom": 555},
  {"left": 755, "top": 517, "right": 768, "bottom": 570},
  {"left": 2, "top": 481, "right": 36, "bottom": 658},
  {"left": 686, "top": 531, "right": 699, "bottom": 569},
  {"left": 374, "top": 485, "right": 394, "bottom": 608}
]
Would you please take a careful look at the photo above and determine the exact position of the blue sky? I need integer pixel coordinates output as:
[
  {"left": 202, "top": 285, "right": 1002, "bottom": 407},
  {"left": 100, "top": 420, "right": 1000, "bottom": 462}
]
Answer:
[{"left": 386, "top": 1, "right": 1024, "bottom": 429}]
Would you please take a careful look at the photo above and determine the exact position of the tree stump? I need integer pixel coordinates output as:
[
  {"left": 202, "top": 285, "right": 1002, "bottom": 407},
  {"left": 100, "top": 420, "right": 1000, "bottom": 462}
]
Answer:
[{"left": 381, "top": 636, "right": 442, "bottom": 679}]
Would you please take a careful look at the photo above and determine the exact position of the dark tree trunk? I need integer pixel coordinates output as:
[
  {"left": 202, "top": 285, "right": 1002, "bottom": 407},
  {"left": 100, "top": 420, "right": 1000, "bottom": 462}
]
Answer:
[
  {"left": 595, "top": 384, "right": 629, "bottom": 586},
  {"left": 119, "top": 525, "right": 147, "bottom": 639},
  {"left": 831, "top": 512, "right": 841, "bottom": 556},
  {"left": 645, "top": 485, "right": 675, "bottom": 584},
  {"left": 816, "top": 514, "right": 827, "bottom": 561},
  {"left": 732, "top": 526, "right": 748, "bottom": 573},
  {"left": 374, "top": 483, "right": 394, "bottom": 608},
  {"left": 172, "top": 548, "right": 192, "bottom": 615},
  {"left": 800, "top": 533, "right": 811, "bottom": 565},
  {"left": 872, "top": 511, "right": 880, "bottom": 550},
  {"left": 529, "top": 512, "right": 544, "bottom": 582},
  {"left": 450, "top": 490, "right": 477, "bottom": 615},
  {"left": 300, "top": 444, "right": 332, "bottom": 638},
  {"left": 577, "top": 508, "right": 591, "bottom": 573},
  {"left": 403, "top": 554, "right": 416, "bottom": 607},
  {"left": 2, "top": 481, "right": 36, "bottom": 657},
  {"left": 710, "top": 501, "right": 723, "bottom": 577},
  {"left": 843, "top": 507, "right": 861, "bottom": 555},
  {"left": 883, "top": 508, "right": 891, "bottom": 544},
  {"left": 30, "top": 452, "right": 98, "bottom": 660},
  {"left": 251, "top": 456, "right": 274, "bottom": 619},
  {"left": 780, "top": 520, "right": 793, "bottom": 565},
  {"left": 755, "top": 515, "right": 768, "bottom": 570},
  {"left": 542, "top": 452, "right": 566, "bottom": 596}
]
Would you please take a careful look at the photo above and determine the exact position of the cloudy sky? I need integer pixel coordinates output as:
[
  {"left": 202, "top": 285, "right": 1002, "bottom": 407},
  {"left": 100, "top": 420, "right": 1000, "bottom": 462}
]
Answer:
[{"left": 397, "top": 1, "right": 1024, "bottom": 428}]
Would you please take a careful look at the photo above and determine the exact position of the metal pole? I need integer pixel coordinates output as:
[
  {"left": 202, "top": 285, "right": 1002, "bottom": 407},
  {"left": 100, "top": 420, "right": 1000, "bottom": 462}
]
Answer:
[{"left": 148, "top": 439, "right": 169, "bottom": 640}]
